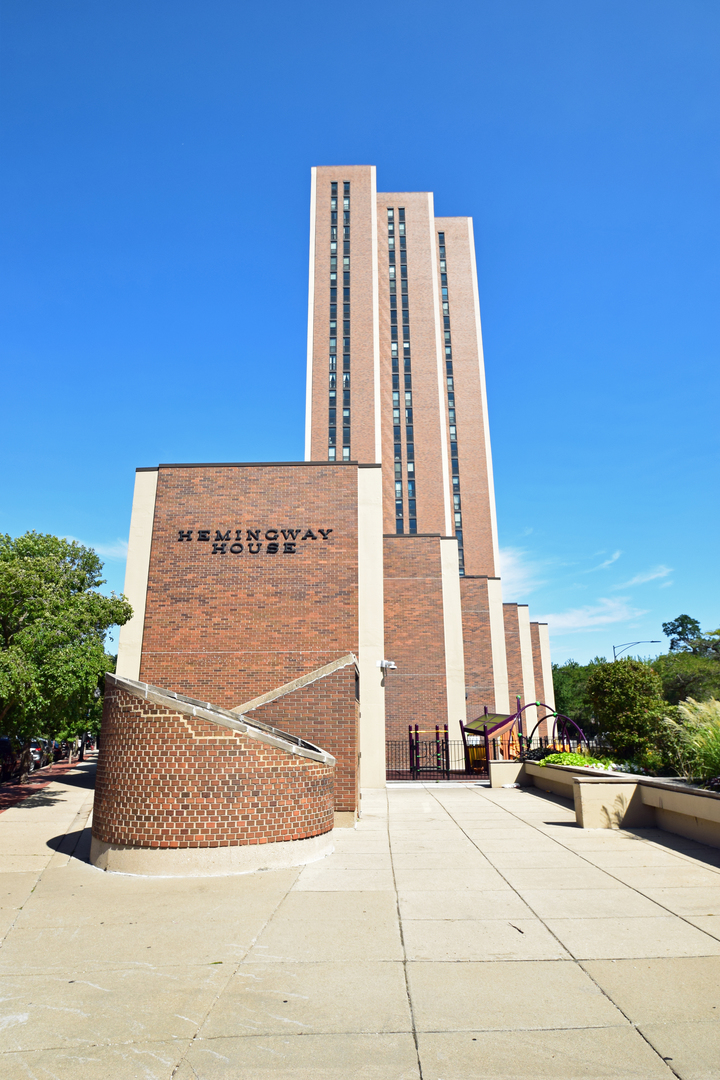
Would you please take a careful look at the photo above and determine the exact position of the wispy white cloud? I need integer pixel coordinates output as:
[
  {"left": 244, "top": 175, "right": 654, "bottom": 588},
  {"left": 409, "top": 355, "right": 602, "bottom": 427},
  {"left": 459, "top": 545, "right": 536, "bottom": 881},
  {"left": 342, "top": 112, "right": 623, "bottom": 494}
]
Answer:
[
  {"left": 660, "top": 580, "right": 674, "bottom": 589},
  {"left": 611, "top": 565, "right": 672, "bottom": 590},
  {"left": 498, "top": 547, "right": 546, "bottom": 600},
  {"left": 587, "top": 550, "right": 622, "bottom": 572},
  {"left": 536, "top": 597, "right": 647, "bottom": 635},
  {"left": 93, "top": 539, "right": 129, "bottom": 560},
  {"left": 65, "top": 536, "right": 128, "bottom": 560}
]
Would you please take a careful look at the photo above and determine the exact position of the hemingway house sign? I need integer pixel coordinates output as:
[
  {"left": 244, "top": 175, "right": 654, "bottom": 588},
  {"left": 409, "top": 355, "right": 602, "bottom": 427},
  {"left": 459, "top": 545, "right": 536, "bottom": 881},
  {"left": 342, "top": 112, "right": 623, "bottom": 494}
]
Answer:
[{"left": 176, "top": 528, "right": 334, "bottom": 555}]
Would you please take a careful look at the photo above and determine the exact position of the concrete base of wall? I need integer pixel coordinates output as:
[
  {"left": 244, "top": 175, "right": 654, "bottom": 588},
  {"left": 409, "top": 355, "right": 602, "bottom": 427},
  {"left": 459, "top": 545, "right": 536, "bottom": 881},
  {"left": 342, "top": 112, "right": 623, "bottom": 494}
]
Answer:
[
  {"left": 488, "top": 758, "right": 720, "bottom": 851},
  {"left": 488, "top": 760, "right": 527, "bottom": 788},
  {"left": 525, "top": 761, "right": 578, "bottom": 799},
  {"left": 90, "top": 831, "right": 334, "bottom": 877},
  {"left": 574, "top": 776, "right": 720, "bottom": 848},
  {"left": 573, "top": 779, "right": 655, "bottom": 829},
  {"left": 334, "top": 811, "right": 358, "bottom": 828}
]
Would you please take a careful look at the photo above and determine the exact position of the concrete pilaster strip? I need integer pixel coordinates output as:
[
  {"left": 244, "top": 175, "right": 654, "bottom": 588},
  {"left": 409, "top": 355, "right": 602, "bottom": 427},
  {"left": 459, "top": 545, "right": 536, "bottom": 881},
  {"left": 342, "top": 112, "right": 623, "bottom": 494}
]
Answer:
[
  {"left": 517, "top": 604, "right": 538, "bottom": 731},
  {"left": 429, "top": 193, "right": 453, "bottom": 536},
  {"left": 304, "top": 166, "right": 317, "bottom": 461},
  {"left": 357, "top": 465, "right": 386, "bottom": 788},
  {"left": 439, "top": 537, "right": 467, "bottom": 740},
  {"left": 467, "top": 216, "right": 500, "bottom": 575},
  {"left": 116, "top": 468, "right": 158, "bottom": 680},
  {"left": 487, "top": 577, "right": 510, "bottom": 713},
  {"left": 537, "top": 621, "right": 555, "bottom": 710},
  {"left": 370, "top": 165, "right": 382, "bottom": 463}
]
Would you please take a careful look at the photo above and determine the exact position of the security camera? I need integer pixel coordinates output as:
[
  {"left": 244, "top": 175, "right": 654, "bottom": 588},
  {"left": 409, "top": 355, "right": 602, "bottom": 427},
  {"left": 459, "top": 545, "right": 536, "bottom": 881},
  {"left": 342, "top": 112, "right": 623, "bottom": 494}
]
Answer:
[{"left": 376, "top": 659, "right": 397, "bottom": 672}]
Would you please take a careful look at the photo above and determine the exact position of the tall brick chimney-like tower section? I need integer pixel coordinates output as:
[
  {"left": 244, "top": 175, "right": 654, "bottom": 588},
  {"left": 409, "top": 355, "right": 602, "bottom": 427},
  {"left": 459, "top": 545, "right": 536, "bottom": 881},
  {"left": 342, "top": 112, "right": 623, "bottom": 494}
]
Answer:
[{"left": 306, "top": 166, "right": 552, "bottom": 734}]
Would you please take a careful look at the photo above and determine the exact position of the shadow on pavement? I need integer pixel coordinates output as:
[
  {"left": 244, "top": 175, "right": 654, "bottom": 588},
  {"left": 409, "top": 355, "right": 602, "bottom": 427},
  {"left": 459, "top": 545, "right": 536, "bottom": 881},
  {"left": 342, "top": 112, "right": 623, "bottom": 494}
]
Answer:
[
  {"left": 49, "top": 761, "right": 97, "bottom": 790},
  {"left": 46, "top": 825, "right": 93, "bottom": 864}
]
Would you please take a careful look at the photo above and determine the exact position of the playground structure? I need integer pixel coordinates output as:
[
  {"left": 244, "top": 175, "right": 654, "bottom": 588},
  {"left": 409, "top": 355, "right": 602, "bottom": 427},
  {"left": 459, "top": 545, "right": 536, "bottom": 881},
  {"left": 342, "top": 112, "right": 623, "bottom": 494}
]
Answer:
[
  {"left": 385, "top": 701, "right": 590, "bottom": 781},
  {"left": 459, "top": 697, "right": 590, "bottom": 777}
]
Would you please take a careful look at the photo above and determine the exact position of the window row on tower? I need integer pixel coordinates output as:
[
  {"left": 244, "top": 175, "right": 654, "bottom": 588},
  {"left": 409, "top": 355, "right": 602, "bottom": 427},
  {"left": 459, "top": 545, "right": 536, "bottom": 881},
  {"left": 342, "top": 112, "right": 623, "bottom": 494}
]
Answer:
[
  {"left": 388, "top": 207, "right": 416, "bottom": 534},
  {"left": 328, "top": 181, "right": 351, "bottom": 461},
  {"left": 438, "top": 231, "right": 464, "bottom": 574}
]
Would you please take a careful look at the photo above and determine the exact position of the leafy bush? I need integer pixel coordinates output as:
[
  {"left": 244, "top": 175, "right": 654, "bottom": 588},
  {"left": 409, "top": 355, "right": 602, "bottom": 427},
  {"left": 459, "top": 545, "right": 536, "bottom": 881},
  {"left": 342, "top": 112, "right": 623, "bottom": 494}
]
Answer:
[
  {"left": 585, "top": 659, "right": 666, "bottom": 759},
  {"left": 661, "top": 698, "right": 720, "bottom": 783},
  {"left": 520, "top": 746, "right": 556, "bottom": 762},
  {"left": 537, "top": 752, "right": 612, "bottom": 770}
]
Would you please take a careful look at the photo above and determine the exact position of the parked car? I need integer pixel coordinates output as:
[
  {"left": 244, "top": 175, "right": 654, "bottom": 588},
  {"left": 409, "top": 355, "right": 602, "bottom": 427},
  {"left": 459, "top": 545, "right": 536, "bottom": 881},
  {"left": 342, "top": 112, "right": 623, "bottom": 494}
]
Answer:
[
  {"left": 0, "top": 737, "right": 22, "bottom": 782},
  {"left": 52, "top": 741, "right": 69, "bottom": 762},
  {"left": 29, "top": 739, "right": 52, "bottom": 771}
]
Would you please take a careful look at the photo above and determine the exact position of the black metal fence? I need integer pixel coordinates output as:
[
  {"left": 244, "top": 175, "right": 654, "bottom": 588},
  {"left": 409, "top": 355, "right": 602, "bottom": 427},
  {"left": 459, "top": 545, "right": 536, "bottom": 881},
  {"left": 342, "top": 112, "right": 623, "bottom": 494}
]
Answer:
[
  {"left": 386, "top": 738, "right": 479, "bottom": 781},
  {"left": 386, "top": 729, "right": 612, "bottom": 781}
]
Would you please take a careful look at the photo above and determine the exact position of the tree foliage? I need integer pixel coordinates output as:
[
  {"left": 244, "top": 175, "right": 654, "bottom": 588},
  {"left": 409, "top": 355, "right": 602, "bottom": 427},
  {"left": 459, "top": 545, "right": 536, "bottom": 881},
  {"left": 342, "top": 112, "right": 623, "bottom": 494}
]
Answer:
[
  {"left": 652, "top": 650, "right": 720, "bottom": 706},
  {"left": 551, "top": 657, "right": 607, "bottom": 733},
  {"left": 0, "top": 532, "right": 132, "bottom": 744},
  {"left": 662, "top": 614, "right": 702, "bottom": 651},
  {"left": 585, "top": 658, "right": 666, "bottom": 759},
  {"left": 661, "top": 614, "right": 720, "bottom": 658},
  {"left": 551, "top": 615, "right": 720, "bottom": 774}
]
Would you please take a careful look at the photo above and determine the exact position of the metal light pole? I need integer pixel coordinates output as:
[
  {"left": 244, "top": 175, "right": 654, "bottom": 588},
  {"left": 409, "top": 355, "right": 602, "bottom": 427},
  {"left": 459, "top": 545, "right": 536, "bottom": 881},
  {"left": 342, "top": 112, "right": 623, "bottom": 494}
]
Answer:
[{"left": 612, "top": 640, "right": 660, "bottom": 661}]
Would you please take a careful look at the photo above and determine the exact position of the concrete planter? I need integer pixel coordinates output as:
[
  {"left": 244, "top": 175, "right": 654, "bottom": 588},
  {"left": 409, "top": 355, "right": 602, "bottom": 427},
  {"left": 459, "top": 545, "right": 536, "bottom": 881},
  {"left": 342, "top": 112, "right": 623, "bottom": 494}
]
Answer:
[
  {"left": 496, "top": 759, "right": 720, "bottom": 849},
  {"left": 488, "top": 760, "right": 526, "bottom": 788},
  {"left": 574, "top": 775, "right": 720, "bottom": 846},
  {"left": 523, "top": 761, "right": 623, "bottom": 800}
]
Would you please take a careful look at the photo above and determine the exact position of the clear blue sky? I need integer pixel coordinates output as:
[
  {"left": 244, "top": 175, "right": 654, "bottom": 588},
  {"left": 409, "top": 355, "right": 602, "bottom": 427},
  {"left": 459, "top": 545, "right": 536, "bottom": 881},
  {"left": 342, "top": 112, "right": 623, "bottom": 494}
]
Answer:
[{"left": 2, "top": 0, "right": 718, "bottom": 663}]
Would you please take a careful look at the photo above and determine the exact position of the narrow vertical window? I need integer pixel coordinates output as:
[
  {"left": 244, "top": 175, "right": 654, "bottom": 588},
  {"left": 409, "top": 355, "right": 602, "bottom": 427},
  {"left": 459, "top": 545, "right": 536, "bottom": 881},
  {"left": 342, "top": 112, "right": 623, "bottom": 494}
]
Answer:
[
  {"left": 389, "top": 208, "right": 415, "bottom": 533},
  {"left": 438, "top": 232, "right": 463, "bottom": 573},
  {"left": 330, "top": 182, "right": 350, "bottom": 460}
]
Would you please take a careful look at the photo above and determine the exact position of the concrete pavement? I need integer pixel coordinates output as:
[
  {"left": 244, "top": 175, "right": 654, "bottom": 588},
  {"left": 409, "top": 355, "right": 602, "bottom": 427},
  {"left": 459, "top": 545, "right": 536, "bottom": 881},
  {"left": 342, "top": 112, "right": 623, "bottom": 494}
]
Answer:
[{"left": 1, "top": 764, "right": 720, "bottom": 1077}]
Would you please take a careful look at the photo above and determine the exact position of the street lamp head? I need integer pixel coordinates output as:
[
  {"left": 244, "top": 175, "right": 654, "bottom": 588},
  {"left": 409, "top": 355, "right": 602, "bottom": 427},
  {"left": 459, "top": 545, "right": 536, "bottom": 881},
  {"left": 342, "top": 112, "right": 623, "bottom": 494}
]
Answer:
[{"left": 612, "top": 640, "right": 661, "bottom": 660}]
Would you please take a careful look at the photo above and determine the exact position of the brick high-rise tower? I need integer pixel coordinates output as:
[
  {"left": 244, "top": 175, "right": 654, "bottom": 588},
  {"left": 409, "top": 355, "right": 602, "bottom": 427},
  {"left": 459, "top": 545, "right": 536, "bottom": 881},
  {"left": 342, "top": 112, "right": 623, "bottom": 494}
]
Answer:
[
  {"left": 305, "top": 166, "right": 554, "bottom": 740},
  {"left": 115, "top": 165, "right": 556, "bottom": 803}
]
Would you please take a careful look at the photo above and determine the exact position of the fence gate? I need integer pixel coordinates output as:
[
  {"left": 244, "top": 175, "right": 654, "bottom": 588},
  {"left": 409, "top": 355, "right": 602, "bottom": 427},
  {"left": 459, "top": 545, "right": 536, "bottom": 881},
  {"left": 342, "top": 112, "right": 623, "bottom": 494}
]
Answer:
[{"left": 408, "top": 725, "right": 450, "bottom": 780}]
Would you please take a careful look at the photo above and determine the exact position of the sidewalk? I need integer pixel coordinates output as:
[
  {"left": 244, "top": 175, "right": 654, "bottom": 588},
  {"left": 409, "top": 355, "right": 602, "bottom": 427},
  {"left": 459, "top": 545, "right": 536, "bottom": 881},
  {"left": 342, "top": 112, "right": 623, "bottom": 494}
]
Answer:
[
  {"left": 1, "top": 770, "right": 720, "bottom": 1077},
  {"left": 0, "top": 755, "right": 87, "bottom": 813}
]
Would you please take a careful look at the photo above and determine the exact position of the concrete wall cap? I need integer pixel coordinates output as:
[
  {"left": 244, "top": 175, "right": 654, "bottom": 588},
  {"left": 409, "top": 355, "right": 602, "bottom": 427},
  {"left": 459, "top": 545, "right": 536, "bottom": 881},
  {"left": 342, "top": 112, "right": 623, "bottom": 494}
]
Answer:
[
  {"left": 231, "top": 654, "right": 358, "bottom": 715},
  {"left": 573, "top": 772, "right": 720, "bottom": 801},
  {"left": 105, "top": 672, "right": 335, "bottom": 766}
]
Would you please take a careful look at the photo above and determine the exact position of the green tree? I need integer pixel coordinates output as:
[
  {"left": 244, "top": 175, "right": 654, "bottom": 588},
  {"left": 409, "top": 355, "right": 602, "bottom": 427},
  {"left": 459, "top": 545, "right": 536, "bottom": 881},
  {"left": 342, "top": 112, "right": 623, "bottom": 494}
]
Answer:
[
  {"left": 655, "top": 615, "right": 720, "bottom": 704},
  {"left": 0, "top": 532, "right": 132, "bottom": 765},
  {"left": 652, "top": 650, "right": 720, "bottom": 705},
  {"left": 662, "top": 614, "right": 702, "bottom": 651},
  {"left": 551, "top": 657, "right": 607, "bottom": 733},
  {"left": 585, "top": 658, "right": 666, "bottom": 759}
]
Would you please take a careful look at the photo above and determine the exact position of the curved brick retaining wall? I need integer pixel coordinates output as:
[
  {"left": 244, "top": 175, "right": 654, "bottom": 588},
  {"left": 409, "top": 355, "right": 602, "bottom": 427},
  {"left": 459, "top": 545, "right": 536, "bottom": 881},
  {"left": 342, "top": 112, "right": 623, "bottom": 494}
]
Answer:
[{"left": 91, "top": 674, "right": 335, "bottom": 875}]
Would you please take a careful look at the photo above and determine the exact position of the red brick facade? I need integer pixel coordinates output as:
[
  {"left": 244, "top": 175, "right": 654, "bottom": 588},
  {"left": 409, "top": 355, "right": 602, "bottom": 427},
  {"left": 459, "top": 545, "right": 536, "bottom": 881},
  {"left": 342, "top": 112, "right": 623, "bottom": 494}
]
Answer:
[
  {"left": 309, "top": 165, "right": 378, "bottom": 466},
  {"left": 139, "top": 463, "right": 359, "bottom": 707},
  {"left": 377, "top": 192, "right": 450, "bottom": 536},
  {"left": 461, "top": 576, "right": 499, "bottom": 718},
  {"left": 242, "top": 662, "right": 359, "bottom": 815},
  {"left": 302, "top": 166, "right": 553, "bottom": 765},
  {"left": 383, "top": 535, "right": 448, "bottom": 741},
  {"left": 435, "top": 215, "right": 498, "bottom": 578},
  {"left": 530, "top": 622, "right": 551, "bottom": 738},
  {"left": 94, "top": 680, "right": 334, "bottom": 850},
  {"left": 503, "top": 603, "right": 525, "bottom": 712}
]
